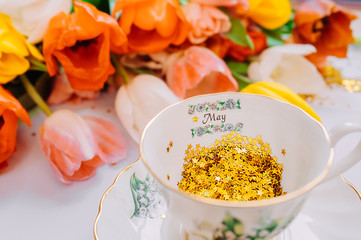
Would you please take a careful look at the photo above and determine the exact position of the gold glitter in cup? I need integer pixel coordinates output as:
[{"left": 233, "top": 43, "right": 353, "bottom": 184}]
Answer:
[{"left": 178, "top": 131, "right": 285, "bottom": 201}]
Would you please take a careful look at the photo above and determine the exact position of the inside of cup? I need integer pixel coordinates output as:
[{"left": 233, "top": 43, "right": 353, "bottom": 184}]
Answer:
[{"left": 140, "top": 93, "right": 332, "bottom": 198}]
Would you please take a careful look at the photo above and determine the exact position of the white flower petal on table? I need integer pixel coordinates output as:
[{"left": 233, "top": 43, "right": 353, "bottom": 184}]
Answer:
[
  {"left": 115, "top": 74, "right": 180, "bottom": 143},
  {"left": 248, "top": 44, "right": 328, "bottom": 95}
]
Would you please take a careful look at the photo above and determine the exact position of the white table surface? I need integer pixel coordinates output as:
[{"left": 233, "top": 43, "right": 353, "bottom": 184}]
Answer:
[{"left": 1, "top": 12, "right": 361, "bottom": 240}]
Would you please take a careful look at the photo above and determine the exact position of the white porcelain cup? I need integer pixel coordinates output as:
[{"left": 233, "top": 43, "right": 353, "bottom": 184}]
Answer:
[{"left": 140, "top": 92, "right": 361, "bottom": 240}]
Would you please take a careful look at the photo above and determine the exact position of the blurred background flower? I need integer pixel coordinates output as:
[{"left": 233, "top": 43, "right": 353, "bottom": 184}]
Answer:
[
  {"left": 0, "top": 0, "right": 72, "bottom": 43},
  {"left": 293, "top": 0, "right": 358, "bottom": 68},
  {"left": 247, "top": 44, "right": 328, "bottom": 95}
]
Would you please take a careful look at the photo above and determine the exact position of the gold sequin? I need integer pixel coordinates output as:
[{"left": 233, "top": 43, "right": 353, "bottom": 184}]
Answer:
[{"left": 177, "top": 131, "right": 286, "bottom": 201}]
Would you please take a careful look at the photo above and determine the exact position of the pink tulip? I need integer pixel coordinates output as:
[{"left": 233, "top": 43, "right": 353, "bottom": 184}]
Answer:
[
  {"left": 165, "top": 46, "right": 238, "bottom": 99},
  {"left": 183, "top": 3, "right": 231, "bottom": 44},
  {"left": 39, "top": 109, "right": 126, "bottom": 184}
]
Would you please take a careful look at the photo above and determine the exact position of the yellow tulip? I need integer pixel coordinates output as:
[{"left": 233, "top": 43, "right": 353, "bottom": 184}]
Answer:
[
  {"left": 241, "top": 81, "right": 321, "bottom": 122},
  {"left": 236, "top": 0, "right": 292, "bottom": 30},
  {"left": 0, "top": 13, "right": 43, "bottom": 84}
]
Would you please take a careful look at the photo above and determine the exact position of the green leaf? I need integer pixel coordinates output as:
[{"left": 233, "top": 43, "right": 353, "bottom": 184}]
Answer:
[
  {"left": 227, "top": 61, "right": 249, "bottom": 75},
  {"left": 264, "top": 220, "right": 279, "bottom": 232},
  {"left": 130, "top": 173, "right": 141, "bottom": 218},
  {"left": 261, "top": 12, "right": 295, "bottom": 47},
  {"left": 226, "top": 15, "right": 254, "bottom": 50},
  {"left": 266, "top": 34, "right": 285, "bottom": 47},
  {"left": 223, "top": 213, "right": 235, "bottom": 230},
  {"left": 79, "top": 0, "right": 110, "bottom": 13},
  {"left": 231, "top": 71, "right": 251, "bottom": 90}
]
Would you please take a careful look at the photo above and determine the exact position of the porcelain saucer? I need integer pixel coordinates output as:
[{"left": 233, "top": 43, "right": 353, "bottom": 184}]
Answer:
[{"left": 94, "top": 159, "right": 361, "bottom": 240}]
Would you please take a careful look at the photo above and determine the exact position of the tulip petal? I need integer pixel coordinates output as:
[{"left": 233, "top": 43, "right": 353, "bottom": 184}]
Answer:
[
  {"left": 114, "top": 86, "right": 137, "bottom": 141},
  {"left": 0, "top": 86, "right": 31, "bottom": 125},
  {"left": 113, "top": 0, "right": 189, "bottom": 53},
  {"left": 0, "top": 0, "right": 72, "bottom": 44},
  {"left": 46, "top": 140, "right": 81, "bottom": 177},
  {"left": 0, "top": 53, "right": 29, "bottom": 83},
  {"left": 38, "top": 109, "right": 126, "bottom": 183},
  {"left": 0, "top": 110, "right": 18, "bottom": 165},
  {"left": 83, "top": 116, "right": 127, "bottom": 164},
  {"left": 115, "top": 74, "right": 179, "bottom": 143},
  {"left": 183, "top": 3, "right": 231, "bottom": 44},
  {"left": 42, "top": 1, "right": 127, "bottom": 90},
  {"left": 65, "top": 156, "right": 103, "bottom": 182},
  {"left": 166, "top": 46, "right": 238, "bottom": 99},
  {"left": 47, "top": 155, "right": 71, "bottom": 184},
  {"left": 293, "top": 0, "right": 357, "bottom": 67},
  {"left": 47, "top": 68, "right": 100, "bottom": 105},
  {"left": 247, "top": 0, "right": 292, "bottom": 30},
  {"left": 41, "top": 109, "right": 100, "bottom": 161},
  {"left": 248, "top": 44, "right": 328, "bottom": 95}
]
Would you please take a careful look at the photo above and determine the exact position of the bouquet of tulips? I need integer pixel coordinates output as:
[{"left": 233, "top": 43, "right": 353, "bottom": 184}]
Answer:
[{"left": 0, "top": 0, "right": 357, "bottom": 183}]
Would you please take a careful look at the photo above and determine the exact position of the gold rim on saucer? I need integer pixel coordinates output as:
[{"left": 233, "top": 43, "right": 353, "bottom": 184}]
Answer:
[
  {"left": 93, "top": 158, "right": 141, "bottom": 240},
  {"left": 340, "top": 174, "right": 361, "bottom": 200}
]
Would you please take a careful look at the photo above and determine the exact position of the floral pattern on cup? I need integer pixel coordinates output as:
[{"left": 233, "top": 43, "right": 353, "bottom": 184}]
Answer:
[
  {"left": 130, "top": 173, "right": 166, "bottom": 219},
  {"left": 188, "top": 99, "right": 241, "bottom": 115},
  {"left": 193, "top": 213, "right": 286, "bottom": 240},
  {"left": 191, "top": 123, "right": 243, "bottom": 138}
]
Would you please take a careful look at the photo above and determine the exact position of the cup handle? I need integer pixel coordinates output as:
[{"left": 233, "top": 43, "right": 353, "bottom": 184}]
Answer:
[{"left": 324, "top": 122, "right": 361, "bottom": 182}]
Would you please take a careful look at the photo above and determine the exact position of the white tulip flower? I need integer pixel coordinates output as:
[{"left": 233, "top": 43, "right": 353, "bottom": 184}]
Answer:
[
  {"left": 0, "top": 0, "right": 72, "bottom": 43},
  {"left": 248, "top": 44, "right": 328, "bottom": 95},
  {"left": 115, "top": 74, "right": 180, "bottom": 143}
]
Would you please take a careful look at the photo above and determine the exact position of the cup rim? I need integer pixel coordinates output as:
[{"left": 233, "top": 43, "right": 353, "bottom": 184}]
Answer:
[{"left": 140, "top": 92, "right": 334, "bottom": 208}]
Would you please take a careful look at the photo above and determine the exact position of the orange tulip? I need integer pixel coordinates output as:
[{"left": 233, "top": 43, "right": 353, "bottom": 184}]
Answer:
[
  {"left": 165, "top": 46, "right": 238, "bottom": 99},
  {"left": 112, "top": 0, "right": 189, "bottom": 53},
  {"left": 39, "top": 109, "right": 127, "bottom": 184},
  {"left": 43, "top": 1, "right": 127, "bottom": 91},
  {"left": 293, "top": 0, "right": 357, "bottom": 67},
  {"left": 0, "top": 86, "right": 31, "bottom": 169},
  {"left": 227, "top": 31, "right": 268, "bottom": 61},
  {"left": 206, "top": 31, "right": 267, "bottom": 61}
]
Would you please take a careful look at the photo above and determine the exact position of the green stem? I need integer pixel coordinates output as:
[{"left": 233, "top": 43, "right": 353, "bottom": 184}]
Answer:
[
  {"left": 29, "top": 57, "right": 48, "bottom": 72},
  {"left": 110, "top": 53, "right": 130, "bottom": 84},
  {"left": 19, "top": 74, "right": 52, "bottom": 116}
]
